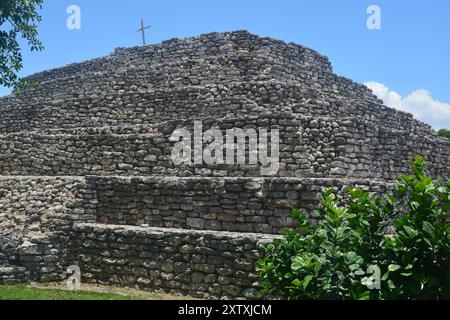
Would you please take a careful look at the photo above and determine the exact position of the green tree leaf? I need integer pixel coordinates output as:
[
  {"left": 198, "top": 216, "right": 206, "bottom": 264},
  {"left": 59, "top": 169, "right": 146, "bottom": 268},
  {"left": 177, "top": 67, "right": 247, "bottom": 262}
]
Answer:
[
  {"left": 0, "top": 0, "right": 44, "bottom": 89},
  {"left": 422, "top": 221, "right": 435, "bottom": 235},
  {"left": 388, "top": 264, "right": 401, "bottom": 272}
]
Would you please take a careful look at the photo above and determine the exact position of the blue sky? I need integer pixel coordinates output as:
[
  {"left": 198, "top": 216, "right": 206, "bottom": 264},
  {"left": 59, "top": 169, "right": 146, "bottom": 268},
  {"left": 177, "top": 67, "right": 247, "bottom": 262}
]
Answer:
[{"left": 1, "top": 0, "right": 449, "bottom": 128}]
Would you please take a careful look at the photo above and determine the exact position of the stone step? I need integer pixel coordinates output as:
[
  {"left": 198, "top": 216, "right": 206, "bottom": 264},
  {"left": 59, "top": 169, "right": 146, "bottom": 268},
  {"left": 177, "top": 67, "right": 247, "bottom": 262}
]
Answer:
[
  {"left": 0, "top": 266, "right": 28, "bottom": 285},
  {"left": 91, "top": 175, "right": 390, "bottom": 234},
  {"left": 69, "top": 222, "right": 281, "bottom": 299},
  {"left": 0, "top": 174, "right": 390, "bottom": 235},
  {"left": 0, "top": 113, "right": 448, "bottom": 180},
  {"left": 18, "top": 30, "right": 331, "bottom": 91},
  {"left": 0, "top": 80, "right": 343, "bottom": 133},
  {"left": 0, "top": 112, "right": 333, "bottom": 178},
  {"left": 0, "top": 78, "right": 426, "bottom": 134}
]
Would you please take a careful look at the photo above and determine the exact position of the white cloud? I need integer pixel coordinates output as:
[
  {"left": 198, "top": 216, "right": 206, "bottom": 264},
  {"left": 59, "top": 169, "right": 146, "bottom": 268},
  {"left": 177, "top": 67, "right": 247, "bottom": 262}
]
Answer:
[{"left": 364, "top": 81, "right": 450, "bottom": 130}]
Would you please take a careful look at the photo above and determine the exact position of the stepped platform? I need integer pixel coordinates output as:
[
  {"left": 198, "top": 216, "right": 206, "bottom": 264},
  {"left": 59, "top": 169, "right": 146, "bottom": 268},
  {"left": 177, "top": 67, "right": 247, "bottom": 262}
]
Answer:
[
  {"left": 0, "top": 80, "right": 438, "bottom": 133},
  {"left": 0, "top": 30, "right": 448, "bottom": 299},
  {"left": 69, "top": 223, "right": 281, "bottom": 299},
  {"left": 0, "top": 115, "right": 447, "bottom": 180}
]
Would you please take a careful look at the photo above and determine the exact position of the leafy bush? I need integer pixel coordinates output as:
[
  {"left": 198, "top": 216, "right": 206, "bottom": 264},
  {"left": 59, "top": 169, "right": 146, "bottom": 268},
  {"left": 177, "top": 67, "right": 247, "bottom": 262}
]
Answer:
[
  {"left": 257, "top": 157, "right": 450, "bottom": 300},
  {"left": 438, "top": 129, "right": 450, "bottom": 140}
]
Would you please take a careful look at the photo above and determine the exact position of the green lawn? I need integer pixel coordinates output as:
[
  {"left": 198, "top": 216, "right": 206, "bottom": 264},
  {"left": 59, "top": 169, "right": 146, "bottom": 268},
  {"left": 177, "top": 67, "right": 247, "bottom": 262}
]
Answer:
[{"left": 0, "top": 284, "right": 163, "bottom": 300}]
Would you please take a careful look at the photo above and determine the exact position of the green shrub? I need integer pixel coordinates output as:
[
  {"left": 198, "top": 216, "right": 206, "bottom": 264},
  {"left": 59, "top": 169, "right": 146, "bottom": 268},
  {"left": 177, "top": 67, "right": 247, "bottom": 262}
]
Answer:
[
  {"left": 257, "top": 157, "right": 450, "bottom": 300},
  {"left": 438, "top": 129, "right": 450, "bottom": 140}
]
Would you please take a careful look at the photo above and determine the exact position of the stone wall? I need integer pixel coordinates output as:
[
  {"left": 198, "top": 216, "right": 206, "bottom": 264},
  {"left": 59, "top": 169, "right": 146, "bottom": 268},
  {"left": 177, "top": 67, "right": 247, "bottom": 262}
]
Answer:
[
  {"left": 0, "top": 115, "right": 448, "bottom": 180},
  {"left": 69, "top": 223, "right": 280, "bottom": 299},
  {"left": 0, "top": 80, "right": 434, "bottom": 136},
  {"left": 94, "top": 176, "right": 390, "bottom": 234},
  {"left": 0, "top": 177, "right": 95, "bottom": 284},
  {"left": 329, "top": 118, "right": 450, "bottom": 180}
]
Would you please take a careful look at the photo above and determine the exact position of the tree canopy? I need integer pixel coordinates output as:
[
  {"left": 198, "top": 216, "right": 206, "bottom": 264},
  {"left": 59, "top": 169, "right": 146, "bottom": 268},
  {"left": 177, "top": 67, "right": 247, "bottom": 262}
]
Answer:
[{"left": 0, "top": 0, "right": 44, "bottom": 89}]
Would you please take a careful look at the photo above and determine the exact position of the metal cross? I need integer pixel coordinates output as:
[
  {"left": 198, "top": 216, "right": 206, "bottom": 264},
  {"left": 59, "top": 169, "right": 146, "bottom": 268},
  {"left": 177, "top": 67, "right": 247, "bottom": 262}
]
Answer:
[{"left": 137, "top": 19, "right": 151, "bottom": 45}]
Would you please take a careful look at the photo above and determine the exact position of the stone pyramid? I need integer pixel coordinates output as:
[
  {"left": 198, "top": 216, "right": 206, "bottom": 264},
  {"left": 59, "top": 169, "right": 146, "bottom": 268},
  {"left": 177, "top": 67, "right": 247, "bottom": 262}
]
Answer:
[{"left": 0, "top": 31, "right": 448, "bottom": 299}]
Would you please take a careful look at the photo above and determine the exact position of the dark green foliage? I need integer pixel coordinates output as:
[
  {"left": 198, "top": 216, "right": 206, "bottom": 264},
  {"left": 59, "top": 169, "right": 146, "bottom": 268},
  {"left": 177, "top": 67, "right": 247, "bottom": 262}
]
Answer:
[
  {"left": 257, "top": 157, "right": 450, "bottom": 300},
  {"left": 438, "top": 129, "right": 450, "bottom": 140},
  {"left": 0, "top": 0, "right": 44, "bottom": 89}
]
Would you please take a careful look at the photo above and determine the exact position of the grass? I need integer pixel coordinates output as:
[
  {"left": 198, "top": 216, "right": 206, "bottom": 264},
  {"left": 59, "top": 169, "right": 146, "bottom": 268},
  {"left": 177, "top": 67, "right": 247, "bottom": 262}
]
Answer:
[{"left": 0, "top": 284, "right": 179, "bottom": 300}]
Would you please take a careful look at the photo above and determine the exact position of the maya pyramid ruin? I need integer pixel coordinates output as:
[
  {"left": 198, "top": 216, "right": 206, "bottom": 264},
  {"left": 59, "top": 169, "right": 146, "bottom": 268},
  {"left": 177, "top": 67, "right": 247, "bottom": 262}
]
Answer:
[{"left": 0, "top": 30, "right": 448, "bottom": 299}]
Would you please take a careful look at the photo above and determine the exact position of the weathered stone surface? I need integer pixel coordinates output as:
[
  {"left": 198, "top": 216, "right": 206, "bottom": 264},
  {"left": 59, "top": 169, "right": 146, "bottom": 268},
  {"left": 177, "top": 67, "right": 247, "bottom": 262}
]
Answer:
[
  {"left": 93, "top": 176, "right": 390, "bottom": 233},
  {"left": 0, "top": 32, "right": 447, "bottom": 180},
  {"left": 69, "top": 224, "right": 280, "bottom": 299}
]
